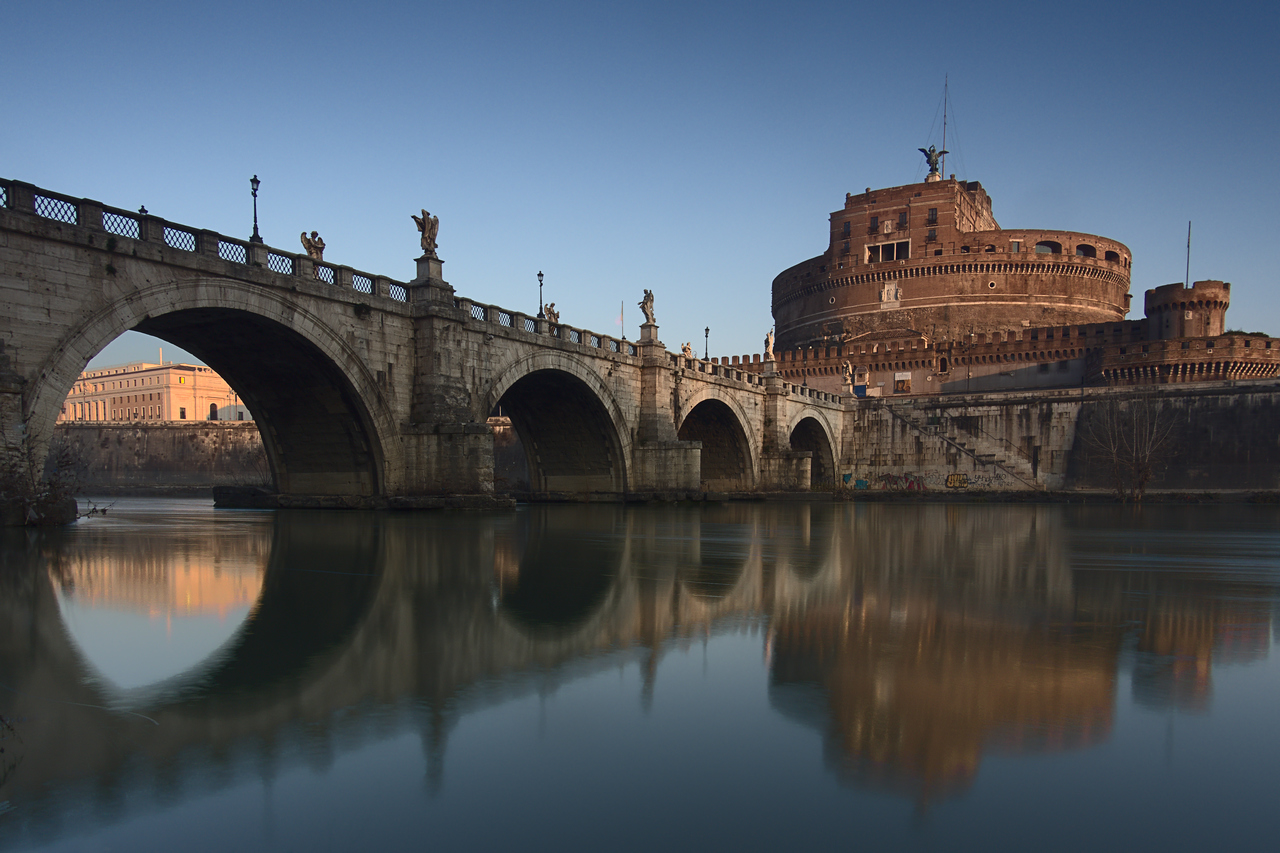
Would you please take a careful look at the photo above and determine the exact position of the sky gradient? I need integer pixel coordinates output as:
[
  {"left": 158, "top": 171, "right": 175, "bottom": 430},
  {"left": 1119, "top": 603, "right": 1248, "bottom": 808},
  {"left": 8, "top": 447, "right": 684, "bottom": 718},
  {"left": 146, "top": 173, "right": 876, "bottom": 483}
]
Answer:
[{"left": 8, "top": 0, "right": 1278, "bottom": 367}]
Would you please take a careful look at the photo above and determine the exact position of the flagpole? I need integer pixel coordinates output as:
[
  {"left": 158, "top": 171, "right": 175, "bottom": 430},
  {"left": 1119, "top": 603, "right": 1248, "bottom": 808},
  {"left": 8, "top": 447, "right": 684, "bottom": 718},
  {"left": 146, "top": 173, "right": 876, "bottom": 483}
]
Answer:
[{"left": 621, "top": 300, "right": 625, "bottom": 339}]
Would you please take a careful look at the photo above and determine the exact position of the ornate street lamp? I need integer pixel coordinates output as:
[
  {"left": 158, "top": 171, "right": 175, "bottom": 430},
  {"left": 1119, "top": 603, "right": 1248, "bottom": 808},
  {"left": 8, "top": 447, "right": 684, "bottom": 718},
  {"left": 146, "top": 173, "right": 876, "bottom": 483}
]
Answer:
[
  {"left": 537, "top": 271, "right": 545, "bottom": 319},
  {"left": 249, "top": 175, "right": 263, "bottom": 244},
  {"left": 704, "top": 326, "right": 710, "bottom": 360}
]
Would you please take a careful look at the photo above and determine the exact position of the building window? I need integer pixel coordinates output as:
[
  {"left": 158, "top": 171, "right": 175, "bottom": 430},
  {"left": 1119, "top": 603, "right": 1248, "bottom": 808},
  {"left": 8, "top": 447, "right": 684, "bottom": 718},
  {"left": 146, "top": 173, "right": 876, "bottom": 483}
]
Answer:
[
  {"left": 927, "top": 229, "right": 937, "bottom": 242},
  {"left": 897, "top": 212, "right": 908, "bottom": 228},
  {"left": 867, "top": 241, "right": 910, "bottom": 263},
  {"left": 1010, "top": 241, "right": 1021, "bottom": 253},
  {"left": 238, "top": 411, "right": 245, "bottom": 421},
  {"left": 209, "top": 403, "right": 218, "bottom": 421},
  {"left": 1035, "top": 241, "right": 1062, "bottom": 254},
  {"left": 842, "top": 221, "right": 850, "bottom": 237},
  {"left": 869, "top": 216, "right": 878, "bottom": 230},
  {"left": 927, "top": 208, "right": 937, "bottom": 224},
  {"left": 179, "top": 407, "right": 186, "bottom": 420}
]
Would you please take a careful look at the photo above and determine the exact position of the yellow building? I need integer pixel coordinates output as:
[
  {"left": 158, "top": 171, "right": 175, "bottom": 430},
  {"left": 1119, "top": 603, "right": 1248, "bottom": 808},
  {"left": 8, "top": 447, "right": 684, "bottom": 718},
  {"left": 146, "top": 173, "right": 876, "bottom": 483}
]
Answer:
[{"left": 58, "top": 361, "right": 251, "bottom": 423}]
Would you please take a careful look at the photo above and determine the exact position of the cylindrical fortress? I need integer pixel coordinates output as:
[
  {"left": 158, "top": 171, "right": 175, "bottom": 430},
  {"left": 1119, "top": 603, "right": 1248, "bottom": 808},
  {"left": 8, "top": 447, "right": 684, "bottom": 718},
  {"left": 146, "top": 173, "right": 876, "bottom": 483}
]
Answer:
[{"left": 772, "top": 178, "right": 1132, "bottom": 349}]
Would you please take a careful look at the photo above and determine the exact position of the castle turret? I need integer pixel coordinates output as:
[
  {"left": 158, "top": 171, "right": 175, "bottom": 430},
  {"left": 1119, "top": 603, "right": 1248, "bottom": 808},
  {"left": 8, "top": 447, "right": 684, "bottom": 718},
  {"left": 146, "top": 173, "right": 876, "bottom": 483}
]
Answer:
[{"left": 1144, "top": 280, "right": 1230, "bottom": 340}]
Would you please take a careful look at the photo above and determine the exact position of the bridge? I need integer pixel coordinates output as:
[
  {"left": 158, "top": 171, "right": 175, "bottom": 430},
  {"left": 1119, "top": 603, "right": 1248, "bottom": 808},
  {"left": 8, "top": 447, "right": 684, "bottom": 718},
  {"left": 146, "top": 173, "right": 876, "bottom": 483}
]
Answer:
[{"left": 0, "top": 178, "right": 844, "bottom": 503}]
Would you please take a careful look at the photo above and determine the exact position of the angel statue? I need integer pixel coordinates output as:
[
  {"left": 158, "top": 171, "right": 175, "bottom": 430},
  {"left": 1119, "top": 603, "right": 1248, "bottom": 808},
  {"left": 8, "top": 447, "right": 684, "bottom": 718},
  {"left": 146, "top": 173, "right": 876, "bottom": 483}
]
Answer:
[
  {"left": 300, "top": 230, "right": 325, "bottom": 261},
  {"left": 545, "top": 303, "right": 560, "bottom": 324},
  {"left": 639, "top": 289, "right": 656, "bottom": 325},
  {"left": 411, "top": 209, "right": 440, "bottom": 258},
  {"left": 764, "top": 328, "right": 775, "bottom": 360},
  {"left": 681, "top": 342, "right": 694, "bottom": 359},
  {"left": 918, "top": 145, "right": 948, "bottom": 176}
]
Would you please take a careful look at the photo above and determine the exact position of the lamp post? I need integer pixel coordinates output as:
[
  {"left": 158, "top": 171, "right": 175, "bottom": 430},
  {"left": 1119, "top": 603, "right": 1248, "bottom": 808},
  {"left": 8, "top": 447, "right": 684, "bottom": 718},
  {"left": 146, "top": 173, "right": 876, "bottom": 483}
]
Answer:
[
  {"left": 249, "top": 175, "right": 262, "bottom": 244},
  {"left": 537, "top": 271, "right": 545, "bottom": 319},
  {"left": 704, "top": 326, "right": 710, "bottom": 360}
]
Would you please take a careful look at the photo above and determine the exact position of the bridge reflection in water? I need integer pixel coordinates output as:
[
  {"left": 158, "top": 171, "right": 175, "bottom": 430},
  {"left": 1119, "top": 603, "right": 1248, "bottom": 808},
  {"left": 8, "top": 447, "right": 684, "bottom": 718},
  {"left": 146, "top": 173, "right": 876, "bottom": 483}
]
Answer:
[{"left": 1, "top": 502, "right": 1277, "bottom": 848}]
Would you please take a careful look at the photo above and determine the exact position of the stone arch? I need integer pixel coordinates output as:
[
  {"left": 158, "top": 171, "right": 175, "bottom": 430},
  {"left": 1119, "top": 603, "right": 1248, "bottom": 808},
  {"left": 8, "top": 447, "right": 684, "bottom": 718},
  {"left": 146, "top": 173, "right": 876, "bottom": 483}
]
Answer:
[
  {"left": 677, "top": 388, "right": 757, "bottom": 490},
  {"left": 787, "top": 408, "right": 838, "bottom": 488},
  {"left": 26, "top": 278, "right": 396, "bottom": 496},
  {"left": 485, "top": 351, "right": 632, "bottom": 494}
]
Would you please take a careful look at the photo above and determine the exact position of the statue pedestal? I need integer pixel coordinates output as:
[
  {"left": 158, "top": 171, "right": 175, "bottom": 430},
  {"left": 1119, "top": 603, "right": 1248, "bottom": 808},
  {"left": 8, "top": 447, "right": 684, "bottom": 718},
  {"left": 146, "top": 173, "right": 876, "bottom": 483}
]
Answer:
[
  {"left": 414, "top": 254, "right": 443, "bottom": 283},
  {"left": 639, "top": 322, "right": 659, "bottom": 343},
  {"left": 762, "top": 357, "right": 776, "bottom": 377},
  {"left": 925, "top": 172, "right": 942, "bottom": 183}
]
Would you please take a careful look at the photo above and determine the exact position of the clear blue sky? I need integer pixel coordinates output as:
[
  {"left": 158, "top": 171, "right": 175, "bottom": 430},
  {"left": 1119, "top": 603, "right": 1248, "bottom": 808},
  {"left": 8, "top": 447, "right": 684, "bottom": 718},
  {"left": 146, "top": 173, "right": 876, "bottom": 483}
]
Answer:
[{"left": 8, "top": 0, "right": 1278, "bottom": 367}]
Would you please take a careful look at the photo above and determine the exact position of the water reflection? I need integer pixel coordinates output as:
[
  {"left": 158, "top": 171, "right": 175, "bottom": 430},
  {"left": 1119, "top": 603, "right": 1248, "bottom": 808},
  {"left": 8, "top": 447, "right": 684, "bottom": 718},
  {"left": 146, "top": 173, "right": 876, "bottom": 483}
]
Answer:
[{"left": 0, "top": 501, "right": 1277, "bottom": 848}]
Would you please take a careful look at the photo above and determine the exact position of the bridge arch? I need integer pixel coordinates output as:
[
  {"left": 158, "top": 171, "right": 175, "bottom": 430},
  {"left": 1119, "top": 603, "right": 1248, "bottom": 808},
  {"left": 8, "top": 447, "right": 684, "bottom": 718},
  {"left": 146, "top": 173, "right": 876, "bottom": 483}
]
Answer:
[
  {"left": 27, "top": 278, "right": 396, "bottom": 496},
  {"left": 787, "top": 407, "right": 838, "bottom": 488},
  {"left": 485, "top": 351, "right": 632, "bottom": 494},
  {"left": 677, "top": 389, "right": 758, "bottom": 490}
]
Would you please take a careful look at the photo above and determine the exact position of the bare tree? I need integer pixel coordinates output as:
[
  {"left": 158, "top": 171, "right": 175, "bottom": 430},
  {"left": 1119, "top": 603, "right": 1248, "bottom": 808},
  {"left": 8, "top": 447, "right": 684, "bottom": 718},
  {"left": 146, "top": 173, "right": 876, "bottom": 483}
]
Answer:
[{"left": 1078, "top": 396, "right": 1179, "bottom": 502}]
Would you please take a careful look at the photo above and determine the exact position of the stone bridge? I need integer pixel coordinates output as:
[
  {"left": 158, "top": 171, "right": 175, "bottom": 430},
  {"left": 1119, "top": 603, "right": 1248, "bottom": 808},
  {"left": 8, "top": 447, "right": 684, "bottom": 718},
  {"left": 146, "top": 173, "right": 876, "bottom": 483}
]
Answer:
[{"left": 0, "top": 178, "right": 843, "bottom": 502}]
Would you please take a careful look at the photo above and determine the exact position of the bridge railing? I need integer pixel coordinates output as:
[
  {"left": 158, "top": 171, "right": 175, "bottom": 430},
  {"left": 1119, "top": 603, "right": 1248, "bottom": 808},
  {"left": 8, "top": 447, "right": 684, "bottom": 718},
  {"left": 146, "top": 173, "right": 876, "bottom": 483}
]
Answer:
[
  {"left": 0, "top": 177, "right": 410, "bottom": 303},
  {"left": 454, "top": 296, "right": 641, "bottom": 357}
]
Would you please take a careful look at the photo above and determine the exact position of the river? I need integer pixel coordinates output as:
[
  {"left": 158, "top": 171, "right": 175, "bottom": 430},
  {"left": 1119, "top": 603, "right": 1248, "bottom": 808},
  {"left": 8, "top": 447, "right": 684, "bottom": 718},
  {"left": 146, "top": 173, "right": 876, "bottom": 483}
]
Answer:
[{"left": 2, "top": 499, "right": 1278, "bottom": 851}]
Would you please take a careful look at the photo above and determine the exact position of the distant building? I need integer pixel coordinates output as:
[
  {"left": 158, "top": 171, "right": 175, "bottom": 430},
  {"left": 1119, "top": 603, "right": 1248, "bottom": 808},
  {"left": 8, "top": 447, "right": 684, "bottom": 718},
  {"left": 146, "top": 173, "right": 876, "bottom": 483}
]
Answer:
[{"left": 58, "top": 361, "right": 251, "bottom": 423}]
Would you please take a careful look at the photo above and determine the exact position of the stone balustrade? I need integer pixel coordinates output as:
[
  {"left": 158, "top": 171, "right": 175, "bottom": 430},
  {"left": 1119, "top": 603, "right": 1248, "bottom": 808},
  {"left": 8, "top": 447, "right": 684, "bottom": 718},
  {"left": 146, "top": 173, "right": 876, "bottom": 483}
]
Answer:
[{"left": 0, "top": 178, "right": 407, "bottom": 302}]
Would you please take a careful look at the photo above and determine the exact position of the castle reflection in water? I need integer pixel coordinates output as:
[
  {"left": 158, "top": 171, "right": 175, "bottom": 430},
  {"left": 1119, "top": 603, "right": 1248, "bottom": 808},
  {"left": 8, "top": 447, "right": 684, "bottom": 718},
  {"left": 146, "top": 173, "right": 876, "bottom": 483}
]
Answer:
[{"left": 1, "top": 501, "right": 1276, "bottom": 838}]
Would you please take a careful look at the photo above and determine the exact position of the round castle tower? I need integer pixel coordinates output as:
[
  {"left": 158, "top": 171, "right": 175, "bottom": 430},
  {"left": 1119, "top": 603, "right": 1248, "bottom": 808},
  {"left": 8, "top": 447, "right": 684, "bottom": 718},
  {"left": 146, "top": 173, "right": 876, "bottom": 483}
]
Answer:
[{"left": 771, "top": 175, "right": 1132, "bottom": 350}]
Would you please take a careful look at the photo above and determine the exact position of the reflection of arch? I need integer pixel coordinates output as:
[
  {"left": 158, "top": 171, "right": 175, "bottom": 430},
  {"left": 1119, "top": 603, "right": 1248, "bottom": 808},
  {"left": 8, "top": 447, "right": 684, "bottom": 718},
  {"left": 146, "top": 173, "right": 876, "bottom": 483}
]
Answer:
[
  {"left": 677, "top": 393, "right": 757, "bottom": 489},
  {"left": 27, "top": 279, "right": 394, "bottom": 496},
  {"left": 498, "top": 505, "right": 627, "bottom": 635},
  {"left": 486, "top": 353, "right": 631, "bottom": 494},
  {"left": 789, "top": 413, "right": 837, "bottom": 488}
]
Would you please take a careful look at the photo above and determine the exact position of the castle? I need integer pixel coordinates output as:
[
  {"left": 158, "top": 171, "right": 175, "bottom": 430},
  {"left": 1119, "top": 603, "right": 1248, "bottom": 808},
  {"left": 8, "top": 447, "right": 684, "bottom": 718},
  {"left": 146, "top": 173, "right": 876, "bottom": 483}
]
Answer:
[{"left": 752, "top": 164, "right": 1278, "bottom": 396}]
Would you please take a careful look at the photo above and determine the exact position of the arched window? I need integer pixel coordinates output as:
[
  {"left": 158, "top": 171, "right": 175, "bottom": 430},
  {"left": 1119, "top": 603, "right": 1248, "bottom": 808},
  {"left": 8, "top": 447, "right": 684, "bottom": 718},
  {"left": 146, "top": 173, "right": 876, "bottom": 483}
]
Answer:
[
  {"left": 1035, "top": 241, "right": 1062, "bottom": 254},
  {"left": 209, "top": 403, "right": 218, "bottom": 421},
  {"left": 1105, "top": 250, "right": 1121, "bottom": 262},
  {"left": 1075, "top": 244, "right": 1096, "bottom": 258}
]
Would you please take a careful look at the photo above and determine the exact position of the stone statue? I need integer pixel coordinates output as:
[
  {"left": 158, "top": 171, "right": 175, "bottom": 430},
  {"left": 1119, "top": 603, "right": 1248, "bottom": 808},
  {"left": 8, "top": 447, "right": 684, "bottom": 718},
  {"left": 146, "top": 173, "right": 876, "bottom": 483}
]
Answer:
[
  {"left": 545, "top": 303, "right": 559, "bottom": 324},
  {"left": 639, "top": 289, "right": 655, "bottom": 325},
  {"left": 300, "top": 231, "right": 325, "bottom": 261},
  {"left": 918, "top": 145, "right": 948, "bottom": 175},
  {"left": 842, "top": 360, "right": 854, "bottom": 389},
  {"left": 764, "top": 329, "right": 775, "bottom": 360},
  {"left": 411, "top": 210, "right": 439, "bottom": 258},
  {"left": 681, "top": 342, "right": 694, "bottom": 359}
]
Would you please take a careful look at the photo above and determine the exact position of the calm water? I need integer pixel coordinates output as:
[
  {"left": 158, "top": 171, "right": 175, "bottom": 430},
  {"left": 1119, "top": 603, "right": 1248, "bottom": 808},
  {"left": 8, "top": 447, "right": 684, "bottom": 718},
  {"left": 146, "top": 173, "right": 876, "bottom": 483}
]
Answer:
[{"left": 2, "top": 499, "right": 1278, "bottom": 852}]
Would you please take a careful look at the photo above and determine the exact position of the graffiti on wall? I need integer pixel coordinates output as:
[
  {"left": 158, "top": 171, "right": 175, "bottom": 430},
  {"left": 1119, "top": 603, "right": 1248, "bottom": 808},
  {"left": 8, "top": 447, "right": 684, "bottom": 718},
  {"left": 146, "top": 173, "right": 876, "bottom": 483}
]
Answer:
[{"left": 945, "top": 473, "right": 969, "bottom": 489}]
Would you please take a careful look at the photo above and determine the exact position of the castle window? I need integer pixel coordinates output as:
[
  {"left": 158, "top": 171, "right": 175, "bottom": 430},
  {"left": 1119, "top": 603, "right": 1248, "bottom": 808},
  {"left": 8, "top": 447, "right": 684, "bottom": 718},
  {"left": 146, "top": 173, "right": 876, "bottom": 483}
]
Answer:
[
  {"left": 180, "top": 407, "right": 186, "bottom": 419},
  {"left": 842, "top": 221, "right": 850, "bottom": 237},
  {"left": 1105, "top": 250, "right": 1120, "bottom": 262},
  {"left": 897, "top": 212, "right": 908, "bottom": 228},
  {"left": 1182, "top": 341, "right": 1190, "bottom": 349},
  {"left": 1035, "top": 241, "right": 1062, "bottom": 254},
  {"left": 927, "top": 229, "right": 937, "bottom": 243},
  {"left": 869, "top": 216, "right": 879, "bottom": 230},
  {"left": 1010, "top": 241, "right": 1021, "bottom": 253},
  {"left": 927, "top": 208, "right": 937, "bottom": 224},
  {"left": 1075, "top": 244, "right": 1096, "bottom": 258}
]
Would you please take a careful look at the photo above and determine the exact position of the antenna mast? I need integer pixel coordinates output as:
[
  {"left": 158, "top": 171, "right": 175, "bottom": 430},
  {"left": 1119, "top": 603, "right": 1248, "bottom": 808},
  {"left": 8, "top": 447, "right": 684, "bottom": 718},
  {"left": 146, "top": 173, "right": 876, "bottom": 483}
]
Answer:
[
  {"left": 1185, "top": 221, "right": 1192, "bottom": 288},
  {"left": 941, "top": 75, "right": 948, "bottom": 177}
]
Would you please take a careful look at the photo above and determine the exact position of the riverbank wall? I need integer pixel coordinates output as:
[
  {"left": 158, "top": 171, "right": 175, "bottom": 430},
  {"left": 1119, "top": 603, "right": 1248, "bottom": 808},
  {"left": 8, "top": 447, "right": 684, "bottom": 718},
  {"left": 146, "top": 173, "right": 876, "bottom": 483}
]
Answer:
[
  {"left": 53, "top": 422, "right": 269, "bottom": 493},
  {"left": 840, "top": 380, "right": 1280, "bottom": 494}
]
